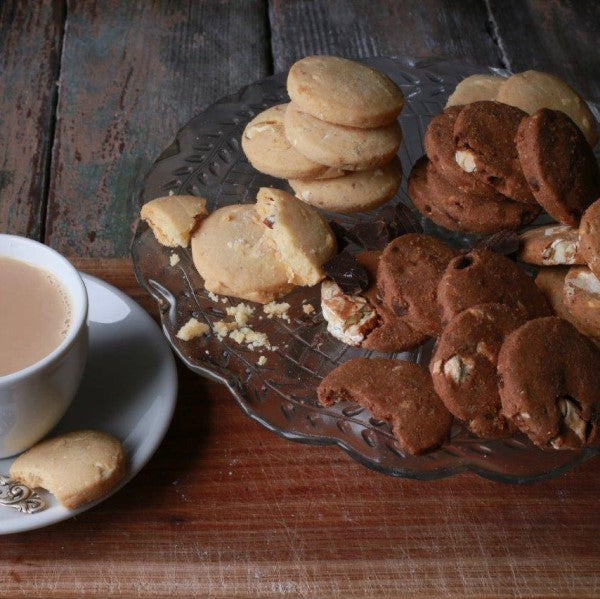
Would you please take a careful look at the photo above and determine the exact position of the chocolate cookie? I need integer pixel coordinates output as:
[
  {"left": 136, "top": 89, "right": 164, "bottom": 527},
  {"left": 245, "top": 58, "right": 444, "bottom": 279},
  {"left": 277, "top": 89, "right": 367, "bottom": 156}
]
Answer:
[
  {"left": 437, "top": 249, "right": 551, "bottom": 324},
  {"left": 409, "top": 156, "right": 540, "bottom": 233},
  {"left": 535, "top": 267, "right": 571, "bottom": 321},
  {"left": 564, "top": 266, "right": 600, "bottom": 342},
  {"left": 378, "top": 234, "right": 460, "bottom": 336},
  {"left": 516, "top": 109, "right": 600, "bottom": 226},
  {"left": 453, "top": 101, "right": 535, "bottom": 203},
  {"left": 579, "top": 199, "right": 600, "bottom": 279},
  {"left": 518, "top": 224, "right": 583, "bottom": 266},
  {"left": 317, "top": 358, "right": 452, "bottom": 455},
  {"left": 498, "top": 317, "right": 600, "bottom": 449},
  {"left": 424, "top": 106, "right": 499, "bottom": 197},
  {"left": 430, "top": 303, "right": 525, "bottom": 438},
  {"left": 357, "top": 252, "right": 428, "bottom": 352}
]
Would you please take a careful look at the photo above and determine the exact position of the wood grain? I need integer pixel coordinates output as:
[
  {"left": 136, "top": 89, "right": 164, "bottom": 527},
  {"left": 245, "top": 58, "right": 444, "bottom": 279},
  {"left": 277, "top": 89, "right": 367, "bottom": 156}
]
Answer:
[
  {"left": 0, "top": 0, "right": 64, "bottom": 239},
  {"left": 1, "top": 259, "right": 599, "bottom": 597},
  {"left": 268, "top": 0, "right": 502, "bottom": 72},
  {"left": 487, "top": 0, "right": 600, "bottom": 101},
  {"left": 45, "top": 0, "right": 270, "bottom": 257}
]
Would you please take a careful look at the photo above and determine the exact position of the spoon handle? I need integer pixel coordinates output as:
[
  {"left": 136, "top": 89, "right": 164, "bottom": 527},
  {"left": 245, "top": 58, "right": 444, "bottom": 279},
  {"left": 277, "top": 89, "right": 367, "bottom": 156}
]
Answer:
[{"left": 0, "top": 474, "right": 46, "bottom": 514}]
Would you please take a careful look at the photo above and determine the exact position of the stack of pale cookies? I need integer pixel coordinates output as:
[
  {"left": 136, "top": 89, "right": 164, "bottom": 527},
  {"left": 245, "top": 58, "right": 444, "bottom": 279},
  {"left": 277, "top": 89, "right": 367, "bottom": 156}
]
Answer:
[{"left": 242, "top": 56, "right": 405, "bottom": 214}]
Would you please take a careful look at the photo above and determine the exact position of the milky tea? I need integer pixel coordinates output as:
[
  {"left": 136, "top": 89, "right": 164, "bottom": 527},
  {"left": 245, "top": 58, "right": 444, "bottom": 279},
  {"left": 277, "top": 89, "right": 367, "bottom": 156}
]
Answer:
[{"left": 0, "top": 256, "right": 72, "bottom": 376}]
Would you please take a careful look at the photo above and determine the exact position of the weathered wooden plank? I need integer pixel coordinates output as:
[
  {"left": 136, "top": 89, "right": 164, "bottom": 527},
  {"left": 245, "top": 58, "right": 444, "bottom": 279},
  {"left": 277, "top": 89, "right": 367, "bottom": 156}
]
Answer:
[
  {"left": 0, "top": 1, "right": 64, "bottom": 239},
  {"left": 488, "top": 0, "right": 600, "bottom": 101},
  {"left": 45, "top": 0, "right": 270, "bottom": 257},
  {"left": 269, "top": 0, "right": 502, "bottom": 72}
]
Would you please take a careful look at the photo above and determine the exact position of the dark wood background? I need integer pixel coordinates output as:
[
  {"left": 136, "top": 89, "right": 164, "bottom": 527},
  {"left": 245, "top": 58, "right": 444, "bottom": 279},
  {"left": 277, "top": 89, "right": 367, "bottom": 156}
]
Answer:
[{"left": 2, "top": 2, "right": 600, "bottom": 597}]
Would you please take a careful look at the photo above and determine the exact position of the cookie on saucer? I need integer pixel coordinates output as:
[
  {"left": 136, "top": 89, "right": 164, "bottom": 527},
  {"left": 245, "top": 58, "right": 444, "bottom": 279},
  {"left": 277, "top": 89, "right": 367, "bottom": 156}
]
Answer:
[
  {"left": 317, "top": 358, "right": 452, "bottom": 455},
  {"left": 430, "top": 303, "right": 524, "bottom": 438},
  {"left": 518, "top": 224, "right": 583, "bottom": 266},
  {"left": 498, "top": 317, "right": 600, "bottom": 449},
  {"left": 284, "top": 102, "right": 402, "bottom": 171},
  {"left": 534, "top": 267, "right": 572, "bottom": 321},
  {"left": 241, "top": 104, "right": 329, "bottom": 179},
  {"left": 446, "top": 74, "right": 506, "bottom": 107},
  {"left": 289, "top": 157, "right": 402, "bottom": 214},
  {"left": 287, "top": 56, "right": 404, "bottom": 128},
  {"left": 516, "top": 108, "right": 600, "bottom": 226},
  {"left": 579, "top": 199, "right": 600, "bottom": 279},
  {"left": 564, "top": 266, "right": 600, "bottom": 341}
]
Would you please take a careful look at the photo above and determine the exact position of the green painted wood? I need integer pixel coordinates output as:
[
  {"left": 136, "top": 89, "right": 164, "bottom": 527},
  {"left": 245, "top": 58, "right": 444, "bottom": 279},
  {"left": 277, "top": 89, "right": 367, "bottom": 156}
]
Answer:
[
  {"left": 268, "top": 0, "right": 502, "bottom": 72},
  {"left": 487, "top": 0, "right": 600, "bottom": 101},
  {"left": 45, "top": 0, "right": 271, "bottom": 257},
  {"left": 0, "top": 0, "right": 64, "bottom": 240}
]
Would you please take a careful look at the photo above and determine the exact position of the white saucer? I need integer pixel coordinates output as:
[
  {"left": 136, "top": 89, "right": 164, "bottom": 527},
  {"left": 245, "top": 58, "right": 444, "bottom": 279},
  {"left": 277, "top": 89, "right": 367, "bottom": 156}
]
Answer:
[{"left": 0, "top": 274, "right": 177, "bottom": 534}]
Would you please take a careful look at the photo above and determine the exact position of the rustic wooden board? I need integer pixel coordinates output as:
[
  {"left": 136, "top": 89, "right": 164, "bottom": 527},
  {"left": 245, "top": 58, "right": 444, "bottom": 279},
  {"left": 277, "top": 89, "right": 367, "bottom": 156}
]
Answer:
[
  {"left": 0, "top": 1, "right": 64, "bottom": 239},
  {"left": 487, "top": 0, "right": 600, "bottom": 101},
  {"left": 45, "top": 0, "right": 271, "bottom": 257},
  {"left": 268, "top": 0, "right": 502, "bottom": 72},
  {"left": 1, "top": 259, "right": 599, "bottom": 597}
]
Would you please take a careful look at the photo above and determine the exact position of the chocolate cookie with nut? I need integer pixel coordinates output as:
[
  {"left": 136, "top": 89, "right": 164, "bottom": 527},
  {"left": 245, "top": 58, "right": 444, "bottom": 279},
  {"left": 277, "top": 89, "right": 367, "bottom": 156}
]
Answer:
[{"left": 518, "top": 224, "right": 583, "bottom": 266}]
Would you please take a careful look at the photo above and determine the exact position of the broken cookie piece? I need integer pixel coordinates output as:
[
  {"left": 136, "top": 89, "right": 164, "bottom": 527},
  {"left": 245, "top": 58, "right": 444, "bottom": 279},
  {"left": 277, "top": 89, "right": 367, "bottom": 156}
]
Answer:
[{"left": 141, "top": 195, "right": 208, "bottom": 247}]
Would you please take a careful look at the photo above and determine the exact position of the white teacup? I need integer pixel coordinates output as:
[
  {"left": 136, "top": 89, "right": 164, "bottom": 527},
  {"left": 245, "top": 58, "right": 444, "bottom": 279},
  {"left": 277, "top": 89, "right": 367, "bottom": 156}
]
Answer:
[{"left": 0, "top": 235, "right": 88, "bottom": 458}]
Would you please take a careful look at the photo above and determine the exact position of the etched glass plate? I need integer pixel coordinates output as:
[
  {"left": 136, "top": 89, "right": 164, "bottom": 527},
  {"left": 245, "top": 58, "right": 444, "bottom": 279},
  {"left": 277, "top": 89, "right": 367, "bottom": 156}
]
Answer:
[{"left": 132, "top": 57, "right": 600, "bottom": 483}]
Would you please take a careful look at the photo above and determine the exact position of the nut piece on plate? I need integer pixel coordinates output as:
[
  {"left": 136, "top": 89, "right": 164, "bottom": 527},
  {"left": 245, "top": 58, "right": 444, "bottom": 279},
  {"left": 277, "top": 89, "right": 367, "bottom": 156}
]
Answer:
[
  {"left": 255, "top": 187, "right": 336, "bottom": 286},
  {"left": 241, "top": 104, "right": 329, "bottom": 179},
  {"left": 321, "top": 280, "right": 378, "bottom": 346},
  {"left": 579, "top": 198, "right": 600, "bottom": 279},
  {"left": 10, "top": 430, "right": 126, "bottom": 510},
  {"left": 497, "top": 70, "right": 598, "bottom": 146},
  {"left": 445, "top": 74, "right": 506, "bottom": 107},
  {"left": 518, "top": 224, "right": 583, "bottom": 266},
  {"left": 287, "top": 55, "right": 404, "bottom": 128},
  {"left": 191, "top": 204, "right": 294, "bottom": 304},
  {"left": 141, "top": 195, "right": 208, "bottom": 248},
  {"left": 564, "top": 266, "right": 600, "bottom": 342},
  {"left": 317, "top": 358, "right": 452, "bottom": 455},
  {"left": 283, "top": 102, "right": 402, "bottom": 171}
]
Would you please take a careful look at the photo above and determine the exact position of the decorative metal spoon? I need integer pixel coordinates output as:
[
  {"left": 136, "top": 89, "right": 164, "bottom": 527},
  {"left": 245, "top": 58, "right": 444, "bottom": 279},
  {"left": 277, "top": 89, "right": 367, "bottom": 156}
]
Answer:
[{"left": 0, "top": 474, "right": 46, "bottom": 513}]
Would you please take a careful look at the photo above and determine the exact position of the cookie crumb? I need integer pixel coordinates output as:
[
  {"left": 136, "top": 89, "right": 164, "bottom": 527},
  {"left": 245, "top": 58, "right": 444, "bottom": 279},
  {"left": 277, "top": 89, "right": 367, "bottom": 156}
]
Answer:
[
  {"left": 169, "top": 253, "right": 180, "bottom": 266},
  {"left": 263, "top": 301, "right": 291, "bottom": 321},
  {"left": 226, "top": 303, "right": 255, "bottom": 326},
  {"left": 176, "top": 317, "right": 209, "bottom": 341},
  {"left": 302, "top": 303, "right": 315, "bottom": 315},
  {"left": 213, "top": 320, "right": 238, "bottom": 339},
  {"left": 207, "top": 291, "right": 220, "bottom": 302},
  {"left": 257, "top": 356, "right": 267, "bottom": 366}
]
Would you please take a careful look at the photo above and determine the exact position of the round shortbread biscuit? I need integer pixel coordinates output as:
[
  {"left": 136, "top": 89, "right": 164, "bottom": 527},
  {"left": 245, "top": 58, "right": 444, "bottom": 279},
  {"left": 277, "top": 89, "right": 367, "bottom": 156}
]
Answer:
[
  {"left": 191, "top": 204, "right": 294, "bottom": 304},
  {"left": 241, "top": 104, "right": 329, "bottom": 179},
  {"left": 498, "top": 317, "right": 600, "bottom": 449},
  {"left": 497, "top": 70, "right": 598, "bottom": 146},
  {"left": 430, "top": 303, "right": 525, "bottom": 438},
  {"left": 518, "top": 224, "right": 583, "bottom": 266},
  {"left": 579, "top": 199, "right": 600, "bottom": 279},
  {"left": 564, "top": 266, "right": 600, "bottom": 342},
  {"left": 289, "top": 157, "right": 402, "bottom": 214},
  {"left": 317, "top": 358, "right": 452, "bottom": 455},
  {"left": 287, "top": 55, "right": 404, "bottom": 128},
  {"left": 409, "top": 156, "right": 539, "bottom": 233},
  {"left": 284, "top": 103, "right": 402, "bottom": 171},
  {"left": 515, "top": 109, "right": 600, "bottom": 226},
  {"left": 445, "top": 74, "right": 506, "bottom": 107}
]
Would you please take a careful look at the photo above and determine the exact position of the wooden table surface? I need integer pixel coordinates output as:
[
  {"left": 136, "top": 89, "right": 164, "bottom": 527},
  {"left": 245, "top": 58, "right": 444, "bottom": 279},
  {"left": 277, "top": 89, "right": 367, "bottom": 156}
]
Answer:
[{"left": 2, "top": 1, "right": 600, "bottom": 597}]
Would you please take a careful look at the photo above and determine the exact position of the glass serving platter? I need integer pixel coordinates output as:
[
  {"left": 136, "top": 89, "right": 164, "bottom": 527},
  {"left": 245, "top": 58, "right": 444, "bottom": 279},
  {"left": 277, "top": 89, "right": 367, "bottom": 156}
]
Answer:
[{"left": 132, "top": 56, "right": 600, "bottom": 483}]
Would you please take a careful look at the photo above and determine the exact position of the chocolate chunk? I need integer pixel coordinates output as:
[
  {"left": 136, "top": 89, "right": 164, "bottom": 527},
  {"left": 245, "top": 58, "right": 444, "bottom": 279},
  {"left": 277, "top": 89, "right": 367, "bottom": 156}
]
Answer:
[
  {"left": 473, "top": 230, "right": 520, "bottom": 256},
  {"left": 350, "top": 220, "right": 390, "bottom": 250},
  {"left": 323, "top": 251, "right": 369, "bottom": 294}
]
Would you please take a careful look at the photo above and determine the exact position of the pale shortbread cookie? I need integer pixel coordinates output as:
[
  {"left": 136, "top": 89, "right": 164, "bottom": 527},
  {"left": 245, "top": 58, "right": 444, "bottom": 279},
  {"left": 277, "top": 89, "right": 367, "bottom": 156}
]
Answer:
[
  {"left": 176, "top": 317, "right": 209, "bottom": 341},
  {"left": 534, "top": 267, "right": 572, "bottom": 321},
  {"left": 446, "top": 74, "right": 506, "bottom": 107},
  {"left": 579, "top": 199, "right": 600, "bottom": 279},
  {"left": 10, "top": 430, "right": 126, "bottom": 510},
  {"left": 287, "top": 55, "right": 404, "bottom": 128},
  {"left": 289, "top": 157, "right": 402, "bottom": 213},
  {"left": 284, "top": 102, "right": 402, "bottom": 171},
  {"left": 256, "top": 188, "right": 336, "bottom": 286},
  {"left": 191, "top": 204, "right": 294, "bottom": 304},
  {"left": 141, "top": 195, "right": 208, "bottom": 247},
  {"left": 518, "top": 224, "right": 583, "bottom": 266},
  {"left": 241, "top": 104, "right": 329, "bottom": 179},
  {"left": 497, "top": 70, "right": 598, "bottom": 146},
  {"left": 564, "top": 266, "right": 600, "bottom": 341}
]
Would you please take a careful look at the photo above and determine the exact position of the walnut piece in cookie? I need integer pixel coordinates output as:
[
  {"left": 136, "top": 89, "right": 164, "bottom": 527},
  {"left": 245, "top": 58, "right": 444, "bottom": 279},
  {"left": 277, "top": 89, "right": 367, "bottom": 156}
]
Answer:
[
  {"left": 141, "top": 195, "right": 208, "bottom": 247},
  {"left": 518, "top": 224, "right": 583, "bottom": 266}
]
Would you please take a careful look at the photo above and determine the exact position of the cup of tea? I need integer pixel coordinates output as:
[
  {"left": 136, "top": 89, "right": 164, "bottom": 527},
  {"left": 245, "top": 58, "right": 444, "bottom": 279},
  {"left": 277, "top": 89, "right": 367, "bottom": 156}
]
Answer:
[{"left": 0, "top": 234, "right": 88, "bottom": 458}]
